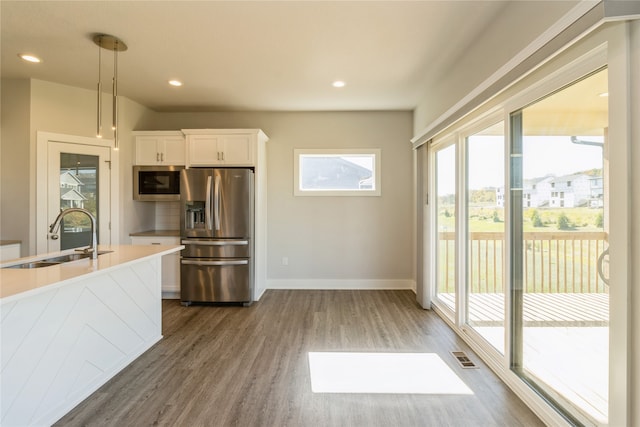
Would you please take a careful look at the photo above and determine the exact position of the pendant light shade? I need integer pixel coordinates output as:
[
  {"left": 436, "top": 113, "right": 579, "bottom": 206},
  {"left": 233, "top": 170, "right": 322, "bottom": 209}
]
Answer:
[{"left": 93, "top": 34, "right": 127, "bottom": 150}]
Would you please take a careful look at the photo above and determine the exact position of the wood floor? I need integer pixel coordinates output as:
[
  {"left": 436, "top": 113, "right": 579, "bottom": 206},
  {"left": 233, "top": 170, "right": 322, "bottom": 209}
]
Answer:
[{"left": 55, "top": 290, "right": 543, "bottom": 426}]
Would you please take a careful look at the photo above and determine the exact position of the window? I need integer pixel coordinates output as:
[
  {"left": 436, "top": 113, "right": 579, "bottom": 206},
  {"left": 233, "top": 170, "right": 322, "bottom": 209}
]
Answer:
[{"left": 294, "top": 149, "right": 381, "bottom": 196}]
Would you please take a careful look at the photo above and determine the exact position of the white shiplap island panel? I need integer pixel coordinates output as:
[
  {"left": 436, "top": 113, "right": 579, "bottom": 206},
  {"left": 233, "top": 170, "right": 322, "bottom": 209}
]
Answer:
[{"left": 0, "top": 244, "right": 183, "bottom": 426}]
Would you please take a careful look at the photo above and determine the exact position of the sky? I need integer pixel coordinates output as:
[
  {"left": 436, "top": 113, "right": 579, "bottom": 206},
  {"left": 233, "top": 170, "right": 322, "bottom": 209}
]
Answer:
[{"left": 437, "top": 135, "right": 604, "bottom": 195}]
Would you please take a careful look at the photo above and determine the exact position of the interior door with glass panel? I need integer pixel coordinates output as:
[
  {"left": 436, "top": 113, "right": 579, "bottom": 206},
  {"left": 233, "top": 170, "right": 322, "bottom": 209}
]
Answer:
[
  {"left": 47, "top": 142, "right": 111, "bottom": 252},
  {"left": 509, "top": 69, "right": 609, "bottom": 424},
  {"left": 433, "top": 140, "right": 457, "bottom": 318}
]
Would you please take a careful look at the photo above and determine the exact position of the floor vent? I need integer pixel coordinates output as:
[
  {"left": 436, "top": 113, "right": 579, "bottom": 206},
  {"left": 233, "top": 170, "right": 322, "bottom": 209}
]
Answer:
[{"left": 452, "top": 351, "right": 478, "bottom": 369}]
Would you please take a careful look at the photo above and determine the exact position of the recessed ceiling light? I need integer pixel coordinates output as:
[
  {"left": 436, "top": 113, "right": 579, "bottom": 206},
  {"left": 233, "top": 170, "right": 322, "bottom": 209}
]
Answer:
[
  {"left": 169, "top": 80, "right": 183, "bottom": 87},
  {"left": 19, "top": 54, "right": 41, "bottom": 63},
  {"left": 332, "top": 80, "right": 346, "bottom": 88},
  {"left": 598, "top": 92, "right": 608, "bottom": 97}
]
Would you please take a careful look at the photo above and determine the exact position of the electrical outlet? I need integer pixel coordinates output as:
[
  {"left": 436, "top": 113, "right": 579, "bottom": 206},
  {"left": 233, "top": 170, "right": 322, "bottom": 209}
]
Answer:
[{"left": 282, "top": 256, "right": 289, "bottom": 266}]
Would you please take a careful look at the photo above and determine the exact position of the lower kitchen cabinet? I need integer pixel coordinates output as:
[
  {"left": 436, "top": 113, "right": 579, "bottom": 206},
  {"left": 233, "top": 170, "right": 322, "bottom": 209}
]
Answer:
[{"left": 130, "top": 235, "right": 181, "bottom": 298}]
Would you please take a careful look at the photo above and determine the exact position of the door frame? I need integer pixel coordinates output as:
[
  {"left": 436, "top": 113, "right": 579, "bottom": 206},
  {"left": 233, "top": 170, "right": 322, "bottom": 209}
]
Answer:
[{"left": 36, "top": 132, "right": 119, "bottom": 255}]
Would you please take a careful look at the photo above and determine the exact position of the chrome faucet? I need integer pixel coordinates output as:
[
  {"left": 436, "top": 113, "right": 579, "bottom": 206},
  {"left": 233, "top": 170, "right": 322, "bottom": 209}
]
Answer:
[{"left": 49, "top": 208, "right": 98, "bottom": 259}]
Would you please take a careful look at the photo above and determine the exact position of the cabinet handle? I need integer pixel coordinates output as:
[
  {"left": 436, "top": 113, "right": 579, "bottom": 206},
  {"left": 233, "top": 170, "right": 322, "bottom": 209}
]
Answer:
[
  {"left": 221, "top": 151, "right": 225, "bottom": 161},
  {"left": 161, "top": 153, "right": 164, "bottom": 162},
  {"left": 156, "top": 152, "right": 160, "bottom": 162}
]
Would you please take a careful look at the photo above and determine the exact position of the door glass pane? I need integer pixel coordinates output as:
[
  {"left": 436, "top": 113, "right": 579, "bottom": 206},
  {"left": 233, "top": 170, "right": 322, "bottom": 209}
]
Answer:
[
  {"left": 59, "top": 153, "right": 99, "bottom": 250},
  {"left": 511, "top": 69, "right": 608, "bottom": 424},
  {"left": 466, "top": 122, "right": 505, "bottom": 353},
  {"left": 435, "top": 144, "right": 456, "bottom": 314}
]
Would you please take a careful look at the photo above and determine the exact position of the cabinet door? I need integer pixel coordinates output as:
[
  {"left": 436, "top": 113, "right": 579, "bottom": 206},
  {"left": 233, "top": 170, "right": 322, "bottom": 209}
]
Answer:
[
  {"left": 220, "top": 135, "right": 254, "bottom": 165},
  {"left": 162, "top": 136, "right": 186, "bottom": 165},
  {"left": 130, "top": 236, "right": 181, "bottom": 296},
  {"left": 135, "top": 137, "right": 161, "bottom": 165},
  {"left": 188, "top": 135, "right": 224, "bottom": 166}
]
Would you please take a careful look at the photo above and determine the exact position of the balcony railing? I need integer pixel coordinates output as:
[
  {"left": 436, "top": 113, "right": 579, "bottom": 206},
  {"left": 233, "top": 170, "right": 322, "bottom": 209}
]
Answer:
[{"left": 438, "top": 231, "right": 608, "bottom": 294}]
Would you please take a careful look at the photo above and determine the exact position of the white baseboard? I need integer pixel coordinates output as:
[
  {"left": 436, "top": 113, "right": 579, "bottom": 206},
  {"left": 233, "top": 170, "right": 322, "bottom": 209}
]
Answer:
[
  {"left": 162, "top": 291, "right": 180, "bottom": 299},
  {"left": 267, "top": 279, "right": 416, "bottom": 291}
]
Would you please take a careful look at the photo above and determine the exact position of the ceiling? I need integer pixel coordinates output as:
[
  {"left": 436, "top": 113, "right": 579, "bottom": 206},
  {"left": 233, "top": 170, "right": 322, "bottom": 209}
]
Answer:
[{"left": 1, "top": 1, "right": 518, "bottom": 112}]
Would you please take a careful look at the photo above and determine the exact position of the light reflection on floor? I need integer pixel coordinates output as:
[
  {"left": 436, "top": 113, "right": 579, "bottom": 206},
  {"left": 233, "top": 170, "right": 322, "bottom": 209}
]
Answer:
[{"left": 308, "top": 352, "right": 473, "bottom": 395}]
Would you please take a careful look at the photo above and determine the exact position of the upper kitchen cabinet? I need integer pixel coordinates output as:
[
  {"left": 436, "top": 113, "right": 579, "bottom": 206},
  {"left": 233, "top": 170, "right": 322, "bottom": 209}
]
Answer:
[
  {"left": 183, "top": 129, "right": 267, "bottom": 167},
  {"left": 133, "top": 131, "right": 186, "bottom": 165}
]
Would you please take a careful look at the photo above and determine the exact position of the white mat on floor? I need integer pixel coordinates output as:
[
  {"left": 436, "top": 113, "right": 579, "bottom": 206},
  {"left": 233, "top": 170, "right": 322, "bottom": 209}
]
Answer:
[{"left": 308, "top": 352, "right": 473, "bottom": 395}]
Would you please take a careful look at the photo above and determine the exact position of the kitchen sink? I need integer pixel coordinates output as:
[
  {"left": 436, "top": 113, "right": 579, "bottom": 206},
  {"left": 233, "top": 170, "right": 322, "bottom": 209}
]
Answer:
[
  {"left": 3, "top": 250, "right": 113, "bottom": 269},
  {"left": 8, "top": 261, "right": 62, "bottom": 269}
]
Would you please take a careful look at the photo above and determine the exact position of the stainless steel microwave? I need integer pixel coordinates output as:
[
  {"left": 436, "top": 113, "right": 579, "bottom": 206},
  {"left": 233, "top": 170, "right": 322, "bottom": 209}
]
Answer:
[{"left": 133, "top": 165, "right": 183, "bottom": 201}]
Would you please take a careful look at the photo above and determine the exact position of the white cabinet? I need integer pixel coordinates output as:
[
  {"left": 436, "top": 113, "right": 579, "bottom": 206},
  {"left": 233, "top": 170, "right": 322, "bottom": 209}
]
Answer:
[
  {"left": 131, "top": 235, "right": 181, "bottom": 297},
  {"left": 183, "top": 129, "right": 265, "bottom": 167},
  {"left": 134, "top": 131, "right": 185, "bottom": 165}
]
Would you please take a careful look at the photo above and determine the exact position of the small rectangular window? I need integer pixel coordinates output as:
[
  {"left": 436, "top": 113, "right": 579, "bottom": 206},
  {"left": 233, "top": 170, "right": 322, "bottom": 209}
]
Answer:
[{"left": 294, "top": 149, "right": 381, "bottom": 196}]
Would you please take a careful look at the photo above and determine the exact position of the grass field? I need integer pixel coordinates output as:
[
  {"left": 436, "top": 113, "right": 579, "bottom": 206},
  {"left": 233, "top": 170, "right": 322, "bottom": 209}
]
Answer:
[{"left": 437, "top": 205, "right": 605, "bottom": 233}]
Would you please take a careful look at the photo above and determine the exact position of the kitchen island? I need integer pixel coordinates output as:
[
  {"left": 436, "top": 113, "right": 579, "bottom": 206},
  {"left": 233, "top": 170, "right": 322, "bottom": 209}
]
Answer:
[{"left": 0, "top": 244, "right": 183, "bottom": 426}]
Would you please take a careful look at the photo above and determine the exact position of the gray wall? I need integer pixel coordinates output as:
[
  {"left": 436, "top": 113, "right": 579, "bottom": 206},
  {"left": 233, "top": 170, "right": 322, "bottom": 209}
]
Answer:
[
  {"left": 413, "top": 0, "right": 580, "bottom": 134},
  {"left": 0, "top": 79, "right": 156, "bottom": 254},
  {"left": 137, "top": 111, "right": 415, "bottom": 284},
  {"left": 1, "top": 84, "right": 415, "bottom": 285},
  {"left": 1, "top": 79, "right": 31, "bottom": 255}
]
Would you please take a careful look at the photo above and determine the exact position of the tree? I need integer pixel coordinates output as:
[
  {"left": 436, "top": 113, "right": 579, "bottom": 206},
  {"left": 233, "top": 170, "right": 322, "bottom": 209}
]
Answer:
[
  {"left": 469, "top": 189, "right": 496, "bottom": 205},
  {"left": 530, "top": 210, "right": 543, "bottom": 227},
  {"left": 557, "top": 212, "right": 571, "bottom": 230},
  {"left": 595, "top": 211, "right": 604, "bottom": 228},
  {"left": 492, "top": 210, "right": 501, "bottom": 223}
]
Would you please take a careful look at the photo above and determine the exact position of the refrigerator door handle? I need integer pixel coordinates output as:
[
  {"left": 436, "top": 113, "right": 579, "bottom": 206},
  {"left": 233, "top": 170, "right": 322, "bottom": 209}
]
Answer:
[
  {"left": 181, "top": 259, "right": 249, "bottom": 266},
  {"left": 205, "top": 175, "right": 213, "bottom": 230},
  {"left": 181, "top": 239, "right": 249, "bottom": 246},
  {"left": 214, "top": 174, "right": 221, "bottom": 231}
]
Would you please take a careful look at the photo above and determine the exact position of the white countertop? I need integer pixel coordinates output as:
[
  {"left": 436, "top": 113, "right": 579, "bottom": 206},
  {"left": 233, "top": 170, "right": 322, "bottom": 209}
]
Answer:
[{"left": 0, "top": 244, "right": 183, "bottom": 301}]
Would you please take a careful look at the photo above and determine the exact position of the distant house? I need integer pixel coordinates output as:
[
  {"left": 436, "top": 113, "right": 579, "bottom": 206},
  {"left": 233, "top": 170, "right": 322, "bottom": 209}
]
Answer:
[
  {"left": 549, "top": 174, "right": 590, "bottom": 208},
  {"left": 589, "top": 177, "right": 604, "bottom": 208},
  {"left": 496, "top": 175, "right": 553, "bottom": 208},
  {"left": 301, "top": 157, "right": 372, "bottom": 190},
  {"left": 496, "top": 173, "right": 600, "bottom": 209},
  {"left": 523, "top": 176, "right": 554, "bottom": 208},
  {"left": 60, "top": 171, "right": 86, "bottom": 209}
]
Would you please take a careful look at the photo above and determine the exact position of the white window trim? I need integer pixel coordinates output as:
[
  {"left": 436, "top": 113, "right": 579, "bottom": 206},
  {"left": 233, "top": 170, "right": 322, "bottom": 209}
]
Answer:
[{"left": 293, "top": 148, "right": 381, "bottom": 197}]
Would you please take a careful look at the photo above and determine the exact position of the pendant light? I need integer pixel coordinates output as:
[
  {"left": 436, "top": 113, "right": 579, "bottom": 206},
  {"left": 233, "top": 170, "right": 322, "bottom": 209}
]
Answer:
[{"left": 93, "top": 34, "right": 127, "bottom": 150}]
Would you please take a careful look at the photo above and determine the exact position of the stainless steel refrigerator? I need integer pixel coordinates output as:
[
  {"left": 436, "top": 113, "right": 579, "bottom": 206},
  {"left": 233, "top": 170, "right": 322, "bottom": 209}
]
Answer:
[{"left": 180, "top": 168, "right": 254, "bottom": 305}]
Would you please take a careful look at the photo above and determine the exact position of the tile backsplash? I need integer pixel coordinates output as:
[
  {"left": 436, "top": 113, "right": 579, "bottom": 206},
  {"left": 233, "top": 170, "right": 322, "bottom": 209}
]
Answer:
[{"left": 155, "top": 201, "right": 180, "bottom": 230}]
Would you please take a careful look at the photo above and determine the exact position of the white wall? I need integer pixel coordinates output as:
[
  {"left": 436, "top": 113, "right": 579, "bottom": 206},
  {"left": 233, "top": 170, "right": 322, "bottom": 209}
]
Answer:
[{"left": 137, "top": 111, "right": 415, "bottom": 288}]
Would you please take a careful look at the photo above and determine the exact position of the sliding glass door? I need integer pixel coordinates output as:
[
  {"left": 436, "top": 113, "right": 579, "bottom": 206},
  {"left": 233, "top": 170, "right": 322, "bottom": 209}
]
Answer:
[
  {"left": 429, "top": 66, "right": 610, "bottom": 425},
  {"left": 434, "top": 141, "right": 456, "bottom": 317},
  {"left": 510, "top": 69, "right": 609, "bottom": 424},
  {"left": 465, "top": 122, "right": 505, "bottom": 353}
]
